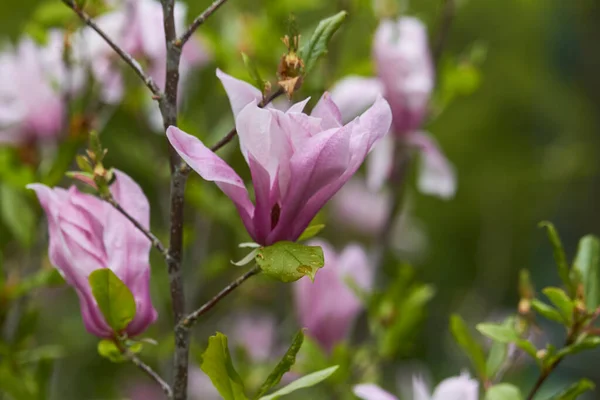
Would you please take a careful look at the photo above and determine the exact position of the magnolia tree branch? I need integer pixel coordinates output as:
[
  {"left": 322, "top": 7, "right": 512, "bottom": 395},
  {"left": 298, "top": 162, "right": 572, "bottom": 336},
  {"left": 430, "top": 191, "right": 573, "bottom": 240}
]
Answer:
[
  {"left": 177, "top": 0, "right": 230, "bottom": 46},
  {"left": 128, "top": 353, "right": 174, "bottom": 399},
  {"left": 432, "top": 0, "right": 456, "bottom": 69},
  {"left": 61, "top": 0, "right": 163, "bottom": 98},
  {"left": 178, "top": 265, "right": 261, "bottom": 330},
  {"left": 210, "top": 87, "right": 285, "bottom": 152}
]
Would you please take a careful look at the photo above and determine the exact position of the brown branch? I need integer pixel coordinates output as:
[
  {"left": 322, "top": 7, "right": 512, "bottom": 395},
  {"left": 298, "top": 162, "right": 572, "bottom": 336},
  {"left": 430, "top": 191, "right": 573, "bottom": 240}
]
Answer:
[
  {"left": 210, "top": 87, "right": 285, "bottom": 152},
  {"left": 177, "top": 0, "right": 230, "bottom": 47},
  {"left": 61, "top": 0, "right": 163, "bottom": 98},
  {"left": 432, "top": 0, "right": 456, "bottom": 69},
  {"left": 179, "top": 266, "right": 261, "bottom": 330},
  {"left": 128, "top": 353, "right": 173, "bottom": 399}
]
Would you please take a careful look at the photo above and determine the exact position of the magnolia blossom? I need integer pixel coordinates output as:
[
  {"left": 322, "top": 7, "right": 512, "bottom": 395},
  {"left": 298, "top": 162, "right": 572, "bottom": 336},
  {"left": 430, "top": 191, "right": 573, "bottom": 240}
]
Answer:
[
  {"left": 354, "top": 373, "right": 478, "bottom": 400},
  {"left": 167, "top": 69, "right": 392, "bottom": 245},
  {"left": 229, "top": 313, "right": 276, "bottom": 361},
  {"left": 330, "top": 17, "right": 456, "bottom": 199},
  {"left": 0, "top": 31, "right": 79, "bottom": 145},
  {"left": 294, "top": 240, "right": 373, "bottom": 351},
  {"left": 28, "top": 170, "right": 157, "bottom": 337}
]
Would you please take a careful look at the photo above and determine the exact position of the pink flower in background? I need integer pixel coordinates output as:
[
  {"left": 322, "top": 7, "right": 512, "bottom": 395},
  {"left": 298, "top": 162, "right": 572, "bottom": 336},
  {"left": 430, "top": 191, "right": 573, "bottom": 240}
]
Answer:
[
  {"left": 294, "top": 240, "right": 373, "bottom": 351},
  {"left": 0, "top": 31, "right": 77, "bottom": 145},
  {"left": 230, "top": 313, "right": 276, "bottom": 362},
  {"left": 167, "top": 69, "right": 392, "bottom": 245},
  {"left": 330, "top": 17, "right": 456, "bottom": 199},
  {"left": 28, "top": 170, "right": 157, "bottom": 338},
  {"left": 354, "top": 373, "right": 478, "bottom": 400}
]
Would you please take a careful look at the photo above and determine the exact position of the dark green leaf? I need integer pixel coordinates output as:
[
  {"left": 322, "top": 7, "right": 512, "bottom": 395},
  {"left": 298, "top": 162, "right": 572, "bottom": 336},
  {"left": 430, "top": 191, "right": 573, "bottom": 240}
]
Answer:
[
  {"left": 2, "top": 184, "right": 36, "bottom": 248},
  {"left": 297, "top": 224, "right": 326, "bottom": 242},
  {"left": 201, "top": 332, "right": 247, "bottom": 400},
  {"left": 531, "top": 299, "right": 565, "bottom": 324},
  {"left": 255, "top": 241, "right": 324, "bottom": 282},
  {"left": 573, "top": 235, "right": 600, "bottom": 312},
  {"left": 450, "top": 315, "right": 487, "bottom": 380},
  {"left": 543, "top": 287, "right": 574, "bottom": 325},
  {"left": 551, "top": 379, "right": 595, "bottom": 400},
  {"left": 254, "top": 330, "right": 304, "bottom": 399},
  {"left": 486, "top": 383, "right": 523, "bottom": 400},
  {"left": 299, "top": 11, "right": 348, "bottom": 74},
  {"left": 88, "top": 269, "right": 137, "bottom": 333},
  {"left": 259, "top": 366, "right": 339, "bottom": 400},
  {"left": 97, "top": 340, "right": 126, "bottom": 363},
  {"left": 539, "top": 222, "right": 572, "bottom": 294}
]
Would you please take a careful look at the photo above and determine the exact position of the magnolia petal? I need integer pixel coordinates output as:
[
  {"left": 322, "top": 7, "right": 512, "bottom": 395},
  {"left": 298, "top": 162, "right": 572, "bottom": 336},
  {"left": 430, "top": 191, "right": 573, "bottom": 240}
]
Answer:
[
  {"left": 311, "top": 92, "right": 343, "bottom": 130},
  {"left": 431, "top": 373, "right": 478, "bottom": 400},
  {"left": 329, "top": 76, "right": 385, "bottom": 123},
  {"left": 337, "top": 243, "right": 373, "bottom": 292},
  {"left": 353, "top": 384, "right": 398, "bottom": 400},
  {"left": 412, "top": 376, "right": 432, "bottom": 400},
  {"left": 366, "top": 133, "right": 394, "bottom": 191},
  {"left": 216, "top": 68, "right": 262, "bottom": 117}
]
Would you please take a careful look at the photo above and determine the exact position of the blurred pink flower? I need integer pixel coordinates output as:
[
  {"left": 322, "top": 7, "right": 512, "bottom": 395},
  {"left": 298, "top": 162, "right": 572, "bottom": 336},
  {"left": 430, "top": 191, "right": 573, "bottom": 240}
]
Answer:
[
  {"left": 28, "top": 170, "right": 157, "bottom": 338},
  {"left": 230, "top": 313, "right": 276, "bottom": 362},
  {"left": 167, "top": 69, "right": 392, "bottom": 245},
  {"left": 0, "top": 31, "right": 76, "bottom": 145},
  {"left": 294, "top": 240, "right": 373, "bottom": 351},
  {"left": 329, "top": 17, "right": 456, "bottom": 199},
  {"left": 354, "top": 372, "right": 478, "bottom": 400}
]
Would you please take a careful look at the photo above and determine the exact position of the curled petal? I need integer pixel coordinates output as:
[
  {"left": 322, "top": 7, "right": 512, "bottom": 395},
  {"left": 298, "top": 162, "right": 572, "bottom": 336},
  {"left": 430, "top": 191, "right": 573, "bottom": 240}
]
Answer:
[
  {"left": 217, "top": 68, "right": 263, "bottom": 117},
  {"left": 329, "top": 76, "right": 384, "bottom": 123},
  {"left": 353, "top": 384, "right": 398, "bottom": 400},
  {"left": 366, "top": 133, "right": 394, "bottom": 192},
  {"left": 311, "top": 92, "right": 343, "bottom": 130}
]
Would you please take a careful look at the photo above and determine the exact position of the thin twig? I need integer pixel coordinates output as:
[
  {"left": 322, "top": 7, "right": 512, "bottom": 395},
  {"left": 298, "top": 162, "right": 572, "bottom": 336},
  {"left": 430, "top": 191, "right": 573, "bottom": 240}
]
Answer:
[
  {"left": 61, "top": 0, "right": 163, "bottom": 98},
  {"left": 177, "top": 0, "right": 229, "bottom": 46},
  {"left": 179, "top": 266, "right": 261, "bottom": 330},
  {"left": 432, "top": 0, "right": 456, "bottom": 69},
  {"left": 103, "top": 194, "right": 169, "bottom": 259},
  {"left": 128, "top": 353, "right": 174, "bottom": 399},
  {"left": 210, "top": 87, "right": 285, "bottom": 152}
]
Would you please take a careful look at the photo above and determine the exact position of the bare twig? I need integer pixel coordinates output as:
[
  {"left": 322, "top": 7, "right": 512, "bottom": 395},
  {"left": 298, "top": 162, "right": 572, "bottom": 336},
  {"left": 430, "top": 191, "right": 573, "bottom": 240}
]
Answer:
[
  {"left": 210, "top": 87, "right": 285, "bottom": 152},
  {"left": 432, "top": 0, "right": 456, "bottom": 69},
  {"left": 128, "top": 353, "right": 174, "bottom": 400},
  {"left": 179, "top": 266, "right": 261, "bottom": 330},
  {"left": 61, "top": 0, "right": 163, "bottom": 98},
  {"left": 177, "top": 0, "right": 230, "bottom": 47}
]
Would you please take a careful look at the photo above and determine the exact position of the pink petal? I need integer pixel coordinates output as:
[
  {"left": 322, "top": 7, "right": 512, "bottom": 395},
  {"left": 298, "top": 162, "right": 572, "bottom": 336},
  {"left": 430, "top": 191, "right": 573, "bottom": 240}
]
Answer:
[
  {"left": 353, "top": 384, "right": 398, "bottom": 400},
  {"left": 431, "top": 373, "right": 478, "bottom": 400},
  {"left": 311, "top": 92, "right": 343, "bottom": 130},
  {"left": 329, "top": 76, "right": 384, "bottom": 123},
  {"left": 216, "top": 68, "right": 262, "bottom": 117},
  {"left": 366, "top": 134, "right": 394, "bottom": 191},
  {"left": 412, "top": 376, "right": 432, "bottom": 400}
]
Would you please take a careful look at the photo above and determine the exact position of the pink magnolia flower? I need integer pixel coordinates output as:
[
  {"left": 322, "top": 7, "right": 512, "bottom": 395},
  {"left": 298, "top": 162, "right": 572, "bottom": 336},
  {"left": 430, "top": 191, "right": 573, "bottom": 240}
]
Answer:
[
  {"left": 294, "top": 240, "right": 373, "bottom": 351},
  {"left": 27, "top": 170, "right": 157, "bottom": 338},
  {"left": 229, "top": 313, "right": 276, "bottom": 362},
  {"left": 330, "top": 17, "right": 456, "bottom": 199},
  {"left": 166, "top": 69, "right": 392, "bottom": 245},
  {"left": 354, "top": 373, "right": 478, "bottom": 400},
  {"left": 0, "top": 31, "right": 76, "bottom": 145}
]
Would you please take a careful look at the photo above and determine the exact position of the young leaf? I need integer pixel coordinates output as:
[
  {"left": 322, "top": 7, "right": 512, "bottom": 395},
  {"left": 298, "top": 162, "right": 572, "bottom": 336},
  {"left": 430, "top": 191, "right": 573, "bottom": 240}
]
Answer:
[
  {"left": 1, "top": 184, "right": 36, "bottom": 248},
  {"left": 542, "top": 287, "right": 574, "bottom": 325},
  {"left": 573, "top": 235, "right": 600, "bottom": 312},
  {"left": 299, "top": 11, "right": 348, "bottom": 75},
  {"left": 259, "top": 366, "right": 339, "bottom": 400},
  {"left": 254, "top": 330, "right": 305, "bottom": 399},
  {"left": 485, "top": 317, "right": 515, "bottom": 378},
  {"left": 97, "top": 340, "right": 126, "bottom": 363},
  {"left": 539, "top": 222, "right": 572, "bottom": 294},
  {"left": 201, "top": 332, "right": 247, "bottom": 400},
  {"left": 550, "top": 379, "right": 595, "bottom": 400},
  {"left": 476, "top": 323, "right": 519, "bottom": 343},
  {"left": 486, "top": 383, "right": 523, "bottom": 400},
  {"left": 231, "top": 248, "right": 261, "bottom": 267},
  {"left": 242, "top": 53, "right": 266, "bottom": 93},
  {"left": 450, "top": 315, "right": 487, "bottom": 380},
  {"left": 88, "top": 269, "right": 136, "bottom": 332},
  {"left": 297, "top": 224, "right": 326, "bottom": 242},
  {"left": 531, "top": 299, "right": 565, "bottom": 324},
  {"left": 255, "top": 241, "right": 324, "bottom": 282}
]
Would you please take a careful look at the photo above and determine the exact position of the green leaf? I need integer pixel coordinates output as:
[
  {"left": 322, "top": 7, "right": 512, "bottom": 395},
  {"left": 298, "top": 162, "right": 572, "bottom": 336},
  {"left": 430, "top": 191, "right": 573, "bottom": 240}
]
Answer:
[
  {"left": 551, "top": 379, "right": 595, "bottom": 400},
  {"left": 297, "top": 224, "right": 326, "bottom": 242},
  {"left": 88, "top": 269, "right": 137, "bottom": 333},
  {"left": 254, "top": 330, "right": 304, "bottom": 399},
  {"left": 542, "top": 287, "right": 574, "bottom": 325},
  {"left": 9, "top": 269, "right": 64, "bottom": 300},
  {"left": 32, "top": 1, "right": 75, "bottom": 26},
  {"left": 299, "top": 11, "right": 348, "bottom": 75},
  {"left": 450, "top": 315, "right": 487, "bottom": 380},
  {"left": 231, "top": 248, "right": 261, "bottom": 267},
  {"left": 531, "top": 299, "right": 565, "bottom": 324},
  {"left": 2, "top": 184, "right": 36, "bottom": 248},
  {"left": 556, "top": 335, "right": 600, "bottom": 359},
  {"left": 255, "top": 241, "right": 324, "bottom": 283},
  {"left": 486, "top": 317, "right": 515, "bottom": 378},
  {"left": 259, "top": 366, "right": 339, "bottom": 400},
  {"left": 514, "top": 339, "right": 539, "bottom": 361},
  {"left": 573, "top": 235, "right": 600, "bottom": 312},
  {"left": 201, "top": 332, "right": 247, "bottom": 400},
  {"left": 242, "top": 53, "right": 266, "bottom": 92},
  {"left": 97, "top": 340, "right": 126, "bottom": 363},
  {"left": 539, "top": 222, "right": 572, "bottom": 293},
  {"left": 486, "top": 383, "right": 523, "bottom": 400},
  {"left": 476, "top": 323, "right": 519, "bottom": 343}
]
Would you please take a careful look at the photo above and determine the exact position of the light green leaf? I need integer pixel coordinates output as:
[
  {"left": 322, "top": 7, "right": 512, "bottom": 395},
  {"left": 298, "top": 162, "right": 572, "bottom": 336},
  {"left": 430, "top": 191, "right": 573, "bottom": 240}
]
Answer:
[
  {"left": 550, "top": 379, "right": 595, "bottom": 400},
  {"left": 259, "top": 366, "right": 339, "bottom": 400},
  {"left": 486, "top": 317, "right": 515, "bottom": 378},
  {"left": 486, "top": 383, "right": 523, "bottom": 400},
  {"left": 514, "top": 339, "right": 539, "bottom": 361},
  {"left": 450, "top": 315, "right": 487, "bottom": 380},
  {"left": 255, "top": 241, "right": 324, "bottom": 282},
  {"left": 2, "top": 184, "right": 36, "bottom": 248},
  {"left": 539, "top": 222, "right": 572, "bottom": 294},
  {"left": 297, "top": 224, "right": 326, "bottom": 242},
  {"left": 97, "top": 340, "right": 126, "bottom": 363},
  {"left": 254, "top": 330, "right": 304, "bottom": 399},
  {"left": 299, "top": 11, "right": 348, "bottom": 75},
  {"left": 556, "top": 335, "right": 600, "bottom": 359},
  {"left": 543, "top": 287, "right": 574, "bottom": 325},
  {"left": 88, "top": 269, "right": 137, "bottom": 333},
  {"left": 476, "top": 323, "right": 519, "bottom": 343},
  {"left": 531, "top": 299, "right": 565, "bottom": 324},
  {"left": 9, "top": 268, "right": 64, "bottom": 300},
  {"left": 242, "top": 53, "right": 266, "bottom": 92},
  {"left": 201, "top": 332, "right": 247, "bottom": 400},
  {"left": 573, "top": 235, "right": 600, "bottom": 312},
  {"left": 231, "top": 248, "right": 261, "bottom": 267}
]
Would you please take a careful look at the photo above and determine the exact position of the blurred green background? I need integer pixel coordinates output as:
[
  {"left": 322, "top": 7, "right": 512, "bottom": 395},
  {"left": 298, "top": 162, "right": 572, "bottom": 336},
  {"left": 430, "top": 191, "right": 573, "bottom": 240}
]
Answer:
[{"left": 1, "top": 0, "right": 600, "bottom": 399}]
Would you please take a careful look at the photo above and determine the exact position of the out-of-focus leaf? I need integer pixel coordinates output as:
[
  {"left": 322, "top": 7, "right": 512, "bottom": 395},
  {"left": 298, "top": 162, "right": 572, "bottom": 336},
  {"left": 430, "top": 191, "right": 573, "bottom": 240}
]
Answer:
[
  {"left": 486, "top": 317, "right": 515, "bottom": 378},
  {"left": 97, "top": 340, "right": 126, "bottom": 363},
  {"left": 550, "top": 379, "right": 595, "bottom": 400},
  {"left": 573, "top": 235, "right": 600, "bottom": 312},
  {"left": 8, "top": 269, "right": 64, "bottom": 300},
  {"left": 300, "top": 11, "right": 348, "bottom": 75},
  {"left": 0, "top": 184, "right": 36, "bottom": 248},
  {"left": 553, "top": 335, "right": 600, "bottom": 360},
  {"left": 476, "top": 322, "right": 538, "bottom": 360},
  {"left": 297, "top": 224, "right": 326, "bottom": 242},
  {"left": 531, "top": 299, "right": 565, "bottom": 324},
  {"left": 0, "top": 361, "right": 36, "bottom": 399},
  {"left": 259, "top": 366, "right": 339, "bottom": 400},
  {"left": 542, "top": 287, "right": 574, "bottom": 325},
  {"left": 201, "top": 332, "right": 247, "bottom": 400},
  {"left": 255, "top": 241, "right": 324, "bottom": 282},
  {"left": 32, "top": 1, "right": 74, "bottom": 27},
  {"left": 486, "top": 383, "right": 523, "bottom": 400},
  {"left": 89, "top": 269, "right": 136, "bottom": 332},
  {"left": 254, "top": 330, "right": 304, "bottom": 399},
  {"left": 242, "top": 52, "right": 267, "bottom": 92},
  {"left": 539, "top": 222, "right": 572, "bottom": 294},
  {"left": 451, "top": 315, "right": 487, "bottom": 380}
]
